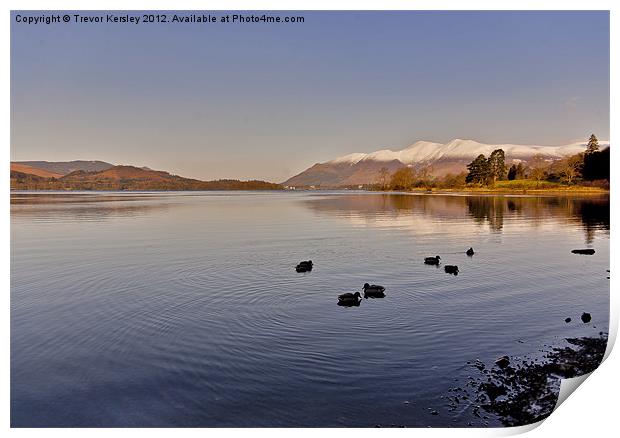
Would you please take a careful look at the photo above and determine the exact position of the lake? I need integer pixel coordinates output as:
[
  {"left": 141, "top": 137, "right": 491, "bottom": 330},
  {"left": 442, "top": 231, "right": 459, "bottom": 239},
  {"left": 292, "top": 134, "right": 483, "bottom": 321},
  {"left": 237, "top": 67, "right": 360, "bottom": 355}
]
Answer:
[{"left": 10, "top": 191, "right": 610, "bottom": 427}]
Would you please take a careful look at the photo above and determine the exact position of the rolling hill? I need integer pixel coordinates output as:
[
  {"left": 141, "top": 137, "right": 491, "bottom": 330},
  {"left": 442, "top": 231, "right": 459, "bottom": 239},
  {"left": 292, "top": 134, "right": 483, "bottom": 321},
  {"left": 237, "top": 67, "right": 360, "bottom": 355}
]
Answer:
[
  {"left": 10, "top": 163, "right": 64, "bottom": 178},
  {"left": 13, "top": 160, "right": 115, "bottom": 175},
  {"left": 10, "top": 164, "right": 282, "bottom": 191}
]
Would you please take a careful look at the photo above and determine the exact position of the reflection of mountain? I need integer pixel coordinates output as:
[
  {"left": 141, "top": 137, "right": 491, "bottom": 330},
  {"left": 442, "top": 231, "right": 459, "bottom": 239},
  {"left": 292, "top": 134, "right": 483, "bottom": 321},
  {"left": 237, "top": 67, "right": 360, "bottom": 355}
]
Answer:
[
  {"left": 303, "top": 193, "right": 609, "bottom": 241},
  {"left": 10, "top": 193, "right": 172, "bottom": 222}
]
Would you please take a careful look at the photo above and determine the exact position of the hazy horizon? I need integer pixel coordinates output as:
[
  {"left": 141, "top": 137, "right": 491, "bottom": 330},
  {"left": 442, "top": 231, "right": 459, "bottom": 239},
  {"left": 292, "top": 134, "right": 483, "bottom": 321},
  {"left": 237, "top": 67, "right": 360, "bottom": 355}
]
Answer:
[{"left": 11, "top": 11, "right": 609, "bottom": 181}]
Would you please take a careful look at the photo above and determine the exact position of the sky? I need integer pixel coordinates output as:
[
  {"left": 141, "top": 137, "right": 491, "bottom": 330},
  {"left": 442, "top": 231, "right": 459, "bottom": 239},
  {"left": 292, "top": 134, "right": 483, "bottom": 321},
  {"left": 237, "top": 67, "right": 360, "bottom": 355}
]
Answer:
[{"left": 11, "top": 11, "right": 609, "bottom": 182}]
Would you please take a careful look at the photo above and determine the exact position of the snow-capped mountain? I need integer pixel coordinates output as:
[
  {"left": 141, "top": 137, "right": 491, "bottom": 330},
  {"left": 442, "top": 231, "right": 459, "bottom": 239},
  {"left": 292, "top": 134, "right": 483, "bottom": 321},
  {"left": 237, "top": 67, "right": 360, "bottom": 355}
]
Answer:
[{"left": 284, "top": 138, "right": 608, "bottom": 187}]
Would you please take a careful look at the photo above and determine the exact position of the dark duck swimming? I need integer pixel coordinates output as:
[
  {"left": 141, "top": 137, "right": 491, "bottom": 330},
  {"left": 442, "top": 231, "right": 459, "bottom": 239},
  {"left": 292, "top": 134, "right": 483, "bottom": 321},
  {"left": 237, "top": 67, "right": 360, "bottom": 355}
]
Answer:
[
  {"left": 338, "top": 292, "right": 362, "bottom": 306},
  {"left": 444, "top": 265, "right": 459, "bottom": 275},
  {"left": 295, "top": 260, "right": 313, "bottom": 272},
  {"left": 363, "top": 283, "right": 386, "bottom": 298},
  {"left": 424, "top": 255, "right": 441, "bottom": 265}
]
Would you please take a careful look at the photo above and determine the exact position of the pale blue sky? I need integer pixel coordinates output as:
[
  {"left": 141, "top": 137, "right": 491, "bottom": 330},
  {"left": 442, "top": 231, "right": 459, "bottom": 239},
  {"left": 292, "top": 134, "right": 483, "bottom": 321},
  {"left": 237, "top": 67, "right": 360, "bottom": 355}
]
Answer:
[{"left": 11, "top": 11, "right": 609, "bottom": 182}]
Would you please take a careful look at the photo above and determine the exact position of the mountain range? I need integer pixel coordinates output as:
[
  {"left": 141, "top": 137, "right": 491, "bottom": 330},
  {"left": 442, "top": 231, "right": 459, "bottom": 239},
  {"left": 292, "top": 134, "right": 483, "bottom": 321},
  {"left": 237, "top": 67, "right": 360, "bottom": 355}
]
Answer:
[
  {"left": 10, "top": 161, "right": 282, "bottom": 191},
  {"left": 284, "top": 139, "right": 609, "bottom": 187},
  {"left": 11, "top": 137, "right": 610, "bottom": 190}
]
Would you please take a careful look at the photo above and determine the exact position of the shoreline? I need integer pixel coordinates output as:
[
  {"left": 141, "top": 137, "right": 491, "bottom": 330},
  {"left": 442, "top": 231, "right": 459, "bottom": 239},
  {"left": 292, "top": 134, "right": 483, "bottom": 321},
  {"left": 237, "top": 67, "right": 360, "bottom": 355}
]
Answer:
[
  {"left": 9, "top": 187, "right": 610, "bottom": 196},
  {"left": 370, "top": 187, "right": 609, "bottom": 196},
  {"left": 444, "top": 332, "right": 608, "bottom": 427}
]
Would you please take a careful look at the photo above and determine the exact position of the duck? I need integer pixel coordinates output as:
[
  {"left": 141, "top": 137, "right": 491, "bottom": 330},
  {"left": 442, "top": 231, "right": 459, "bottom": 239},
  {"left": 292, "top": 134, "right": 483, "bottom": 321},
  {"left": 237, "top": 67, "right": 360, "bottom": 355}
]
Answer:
[
  {"left": 466, "top": 247, "right": 475, "bottom": 256},
  {"left": 338, "top": 292, "right": 362, "bottom": 306},
  {"left": 295, "top": 260, "right": 313, "bottom": 272},
  {"left": 444, "top": 265, "right": 459, "bottom": 275},
  {"left": 363, "top": 283, "right": 385, "bottom": 293},
  {"left": 424, "top": 255, "right": 441, "bottom": 265},
  {"left": 363, "top": 283, "right": 386, "bottom": 298}
]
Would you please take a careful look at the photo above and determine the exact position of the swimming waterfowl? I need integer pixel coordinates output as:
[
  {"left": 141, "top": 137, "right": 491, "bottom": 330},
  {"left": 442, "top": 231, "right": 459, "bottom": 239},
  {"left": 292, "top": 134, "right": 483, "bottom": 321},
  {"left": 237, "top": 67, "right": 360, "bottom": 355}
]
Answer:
[
  {"left": 444, "top": 265, "right": 459, "bottom": 275},
  {"left": 338, "top": 299, "right": 361, "bottom": 307},
  {"left": 363, "top": 283, "right": 386, "bottom": 298},
  {"left": 466, "top": 247, "right": 475, "bottom": 256},
  {"left": 364, "top": 290, "right": 385, "bottom": 299},
  {"left": 363, "top": 283, "right": 385, "bottom": 293},
  {"left": 338, "top": 292, "right": 362, "bottom": 305},
  {"left": 295, "top": 260, "right": 313, "bottom": 272},
  {"left": 424, "top": 256, "right": 441, "bottom": 265}
]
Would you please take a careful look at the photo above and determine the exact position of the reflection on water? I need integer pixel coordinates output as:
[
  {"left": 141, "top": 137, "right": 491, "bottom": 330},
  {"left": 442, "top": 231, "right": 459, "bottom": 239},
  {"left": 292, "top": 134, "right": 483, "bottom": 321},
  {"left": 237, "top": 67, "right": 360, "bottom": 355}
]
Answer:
[
  {"left": 466, "top": 195, "right": 609, "bottom": 240},
  {"left": 11, "top": 191, "right": 609, "bottom": 427},
  {"left": 304, "top": 193, "right": 609, "bottom": 243},
  {"left": 10, "top": 192, "right": 172, "bottom": 222}
]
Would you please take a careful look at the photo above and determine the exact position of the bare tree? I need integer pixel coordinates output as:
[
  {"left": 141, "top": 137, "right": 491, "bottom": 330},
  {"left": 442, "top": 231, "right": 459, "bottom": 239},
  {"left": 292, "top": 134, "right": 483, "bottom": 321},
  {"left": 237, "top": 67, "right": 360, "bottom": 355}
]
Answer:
[
  {"left": 390, "top": 167, "right": 416, "bottom": 190},
  {"left": 377, "top": 167, "right": 390, "bottom": 190},
  {"left": 529, "top": 154, "right": 547, "bottom": 184},
  {"left": 558, "top": 154, "right": 583, "bottom": 184},
  {"left": 418, "top": 165, "right": 433, "bottom": 186}
]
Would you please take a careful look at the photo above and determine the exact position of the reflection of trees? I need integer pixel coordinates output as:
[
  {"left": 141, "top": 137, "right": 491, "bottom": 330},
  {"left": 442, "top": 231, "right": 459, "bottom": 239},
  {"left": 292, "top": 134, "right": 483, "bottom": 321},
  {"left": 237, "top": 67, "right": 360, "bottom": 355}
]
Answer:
[
  {"left": 464, "top": 196, "right": 609, "bottom": 238},
  {"left": 575, "top": 199, "right": 610, "bottom": 244},
  {"left": 304, "top": 193, "right": 609, "bottom": 242},
  {"left": 305, "top": 194, "right": 470, "bottom": 221},
  {"left": 466, "top": 197, "right": 505, "bottom": 232}
]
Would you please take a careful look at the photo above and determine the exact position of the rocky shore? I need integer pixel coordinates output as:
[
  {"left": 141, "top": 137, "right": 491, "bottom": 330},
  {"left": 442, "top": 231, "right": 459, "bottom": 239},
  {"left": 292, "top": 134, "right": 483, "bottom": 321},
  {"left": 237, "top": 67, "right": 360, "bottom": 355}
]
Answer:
[{"left": 445, "top": 333, "right": 608, "bottom": 426}]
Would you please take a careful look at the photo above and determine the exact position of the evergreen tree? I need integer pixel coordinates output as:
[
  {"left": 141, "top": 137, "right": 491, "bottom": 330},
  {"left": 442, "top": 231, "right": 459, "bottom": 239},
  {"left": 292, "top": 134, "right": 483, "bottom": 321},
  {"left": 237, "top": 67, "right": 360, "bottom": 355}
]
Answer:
[
  {"left": 586, "top": 134, "right": 599, "bottom": 154},
  {"left": 582, "top": 147, "right": 610, "bottom": 181},
  {"left": 466, "top": 154, "right": 490, "bottom": 185},
  {"left": 488, "top": 149, "right": 507, "bottom": 183},
  {"left": 507, "top": 164, "right": 517, "bottom": 180}
]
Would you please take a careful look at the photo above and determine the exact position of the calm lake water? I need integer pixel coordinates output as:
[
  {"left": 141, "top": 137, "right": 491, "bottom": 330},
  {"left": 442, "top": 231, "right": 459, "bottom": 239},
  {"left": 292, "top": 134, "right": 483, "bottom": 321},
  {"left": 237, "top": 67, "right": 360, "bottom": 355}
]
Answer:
[{"left": 11, "top": 191, "right": 609, "bottom": 427}]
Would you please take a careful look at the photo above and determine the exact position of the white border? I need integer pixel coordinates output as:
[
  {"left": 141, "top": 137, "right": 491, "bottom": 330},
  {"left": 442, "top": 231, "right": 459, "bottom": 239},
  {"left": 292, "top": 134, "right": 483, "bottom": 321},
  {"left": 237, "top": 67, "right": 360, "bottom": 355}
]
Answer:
[{"left": 3, "top": 1, "right": 616, "bottom": 436}]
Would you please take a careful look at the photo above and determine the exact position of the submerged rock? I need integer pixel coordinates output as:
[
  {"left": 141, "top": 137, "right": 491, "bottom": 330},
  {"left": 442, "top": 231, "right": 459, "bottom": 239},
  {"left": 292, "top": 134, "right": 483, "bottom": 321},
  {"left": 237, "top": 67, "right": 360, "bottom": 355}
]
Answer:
[
  {"left": 581, "top": 312, "right": 592, "bottom": 323},
  {"left": 565, "top": 318, "right": 572, "bottom": 323},
  {"left": 453, "top": 334, "right": 608, "bottom": 426},
  {"left": 495, "top": 356, "right": 510, "bottom": 368},
  {"left": 571, "top": 249, "right": 595, "bottom": 255}
]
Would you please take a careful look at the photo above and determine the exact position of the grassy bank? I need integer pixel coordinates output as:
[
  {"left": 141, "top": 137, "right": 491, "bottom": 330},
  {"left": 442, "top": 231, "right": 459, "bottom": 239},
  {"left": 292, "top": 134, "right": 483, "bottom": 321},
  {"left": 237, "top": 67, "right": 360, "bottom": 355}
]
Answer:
[{"left": 368, "top": 180, "right": 609, "bottom": 195}]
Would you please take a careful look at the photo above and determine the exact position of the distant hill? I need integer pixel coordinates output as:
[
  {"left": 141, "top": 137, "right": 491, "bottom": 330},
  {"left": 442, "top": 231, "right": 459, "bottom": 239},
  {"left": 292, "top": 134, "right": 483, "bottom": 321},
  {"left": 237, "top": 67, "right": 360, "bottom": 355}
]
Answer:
[
  {"left": 13, "top": 160, "right": 114, "bottom": 175},
  {"left": 10, "top": 163, "right": 64, "bottom": 178},
  {"left": 11, "top": 165, "right": 283, "bottom": 191},
  {"left": 284, "top": 138, "right": 609, "bottom": 187}
]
